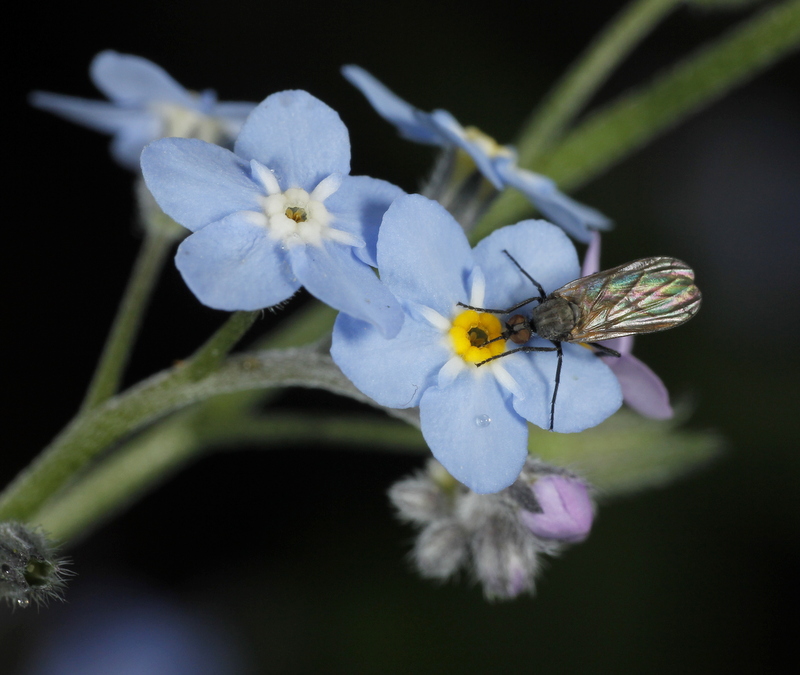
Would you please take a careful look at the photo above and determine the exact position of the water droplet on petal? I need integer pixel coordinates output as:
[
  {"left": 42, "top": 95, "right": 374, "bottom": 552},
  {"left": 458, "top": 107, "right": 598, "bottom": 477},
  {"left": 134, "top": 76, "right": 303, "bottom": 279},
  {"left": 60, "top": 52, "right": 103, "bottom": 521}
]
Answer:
[
  {"left": 475, "top": 414, "right": 492, "bottom": 428},
  {"left": 17, "top": 597, "right": 30, "bottom": 608}
]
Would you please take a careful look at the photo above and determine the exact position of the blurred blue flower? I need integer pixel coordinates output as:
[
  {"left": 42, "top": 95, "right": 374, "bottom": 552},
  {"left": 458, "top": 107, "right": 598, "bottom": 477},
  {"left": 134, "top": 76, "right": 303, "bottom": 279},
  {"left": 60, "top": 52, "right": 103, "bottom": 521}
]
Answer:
[
  {"left": 30, "top": 50, "right": 256, "bottom": 170},
  {"left": 342, "top": 65, "right": 611, "bottom": 242},
  {"left": 331, "top": 194, "right": 620, "bottom": 493},
  {"left": 581, "top": 233, "right": 673, "bottom": 419},
  {"left": 141, "top": 90, "right": 405, "bottom": 336}
]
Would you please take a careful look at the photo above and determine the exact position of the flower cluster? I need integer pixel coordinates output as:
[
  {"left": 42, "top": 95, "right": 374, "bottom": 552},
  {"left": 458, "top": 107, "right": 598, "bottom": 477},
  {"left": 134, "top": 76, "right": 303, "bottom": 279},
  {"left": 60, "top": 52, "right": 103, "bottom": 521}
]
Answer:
[
  {"left": 28, "top": 51, "right": 696, "bottom": 600},
  {"left": 389, "top": 458, "right": 595, "bottom": 599},
  {"left": 30, "top": 51, "right": 256, "bottom": 171},
  {"left": 141, "top": 90, "right": 405, "bottom": 335}
]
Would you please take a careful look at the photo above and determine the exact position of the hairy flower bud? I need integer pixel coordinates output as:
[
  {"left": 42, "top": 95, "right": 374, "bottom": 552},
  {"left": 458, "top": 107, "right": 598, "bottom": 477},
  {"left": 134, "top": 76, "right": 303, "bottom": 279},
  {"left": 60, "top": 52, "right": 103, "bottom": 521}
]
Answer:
[
  {"left": 388, "top": 458, "right": 595, "bottom": 600},
  {"left": 1, "top": 522, "right": 70, "bottom": 608}
]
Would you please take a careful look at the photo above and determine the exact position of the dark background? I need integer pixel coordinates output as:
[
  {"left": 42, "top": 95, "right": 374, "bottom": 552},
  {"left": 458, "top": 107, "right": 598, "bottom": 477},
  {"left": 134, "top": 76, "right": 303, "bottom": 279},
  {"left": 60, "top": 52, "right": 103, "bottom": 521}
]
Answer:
[{"left": 4, "top": 0, "right": 799, "bottom": 672}]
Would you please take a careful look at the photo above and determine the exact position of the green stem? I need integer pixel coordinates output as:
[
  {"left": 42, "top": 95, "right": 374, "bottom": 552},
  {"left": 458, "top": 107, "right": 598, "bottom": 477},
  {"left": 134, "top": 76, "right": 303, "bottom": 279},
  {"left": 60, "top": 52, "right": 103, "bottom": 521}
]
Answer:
[
  {"left": 517, "top": 0, "right": 682, "bottom": 166},
  {"left": 35, "top": 410, "right": 426, "bottom": 542},
  {"left": 181, "top": 310, "right": 260, "bottom": 382},
  {"left": 537, "top": 0, "right": 800, "bottom": 190},
  {"left": 80, "top": 228, "right": 174, "bottom": 412},
  {"left": 481, "top": 0, "right": 800, "bottom": 229},
  {"left": 0, "top": 311, "right": 260, "bottom": 523}
]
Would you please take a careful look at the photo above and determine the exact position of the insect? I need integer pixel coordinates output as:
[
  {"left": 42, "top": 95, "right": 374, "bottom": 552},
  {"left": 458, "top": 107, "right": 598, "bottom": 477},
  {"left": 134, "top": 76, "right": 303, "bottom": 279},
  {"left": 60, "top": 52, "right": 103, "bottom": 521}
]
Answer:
[{"left": 459, "top": 251, "right": 702, "bottom": 430}]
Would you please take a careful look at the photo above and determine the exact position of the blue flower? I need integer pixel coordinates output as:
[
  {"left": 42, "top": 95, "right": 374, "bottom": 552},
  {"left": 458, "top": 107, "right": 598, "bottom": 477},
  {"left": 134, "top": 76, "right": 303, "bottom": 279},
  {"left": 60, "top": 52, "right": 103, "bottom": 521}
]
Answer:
[
  {"left": 331, "top": 194, "right": 621, "bottom": 493},
  {"left": 342, "top": 65, "right": 611, "bottom": 242},
  {"left": 141, "top": 90, "right": 405, "bottom": 337},
  {"left": 581, "top": 233, "right": 674, "bottom": 419},
  {"left": 30, "top": 50, "right": 256, "bottom": 170}
]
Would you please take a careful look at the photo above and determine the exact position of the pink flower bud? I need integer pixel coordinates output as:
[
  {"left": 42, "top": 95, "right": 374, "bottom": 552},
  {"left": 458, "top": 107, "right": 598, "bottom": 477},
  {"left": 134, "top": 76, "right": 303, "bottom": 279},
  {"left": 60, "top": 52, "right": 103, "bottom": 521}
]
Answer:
[{"left": 519, "top": 475, "right": 594, "bottom": 542}]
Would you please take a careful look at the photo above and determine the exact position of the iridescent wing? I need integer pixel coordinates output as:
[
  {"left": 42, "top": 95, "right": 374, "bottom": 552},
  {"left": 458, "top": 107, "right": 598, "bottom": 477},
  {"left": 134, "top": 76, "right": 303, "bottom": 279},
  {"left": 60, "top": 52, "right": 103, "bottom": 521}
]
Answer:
[{"left": 552, "top": 257, "right": 701, "bottom": 342}]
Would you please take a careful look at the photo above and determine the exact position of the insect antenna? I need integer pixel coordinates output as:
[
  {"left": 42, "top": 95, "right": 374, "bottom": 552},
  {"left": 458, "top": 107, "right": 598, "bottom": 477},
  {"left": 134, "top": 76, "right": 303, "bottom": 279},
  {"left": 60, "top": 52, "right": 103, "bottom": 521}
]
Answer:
[{"left": 502, "top": 250, "right": 546, "bottom": 301}]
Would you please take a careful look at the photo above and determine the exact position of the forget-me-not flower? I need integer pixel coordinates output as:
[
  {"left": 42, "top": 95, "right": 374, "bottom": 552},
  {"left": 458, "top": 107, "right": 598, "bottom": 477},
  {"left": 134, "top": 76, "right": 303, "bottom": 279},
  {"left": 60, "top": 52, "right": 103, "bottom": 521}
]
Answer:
[
  {"left": 342, "top": 65, "right": 611, "bottom": 242},
  {"left": 331, "top": 194, "right": 621, "bottom": 493},
  {"left": 141, "top": 90, "right": 405, "bottom": 336},
  {"left": 30, "top": 50, "right": 256, "bottom": 170},
  {"left": 581, "top": 233, "right": 673, "bottom": 419}
]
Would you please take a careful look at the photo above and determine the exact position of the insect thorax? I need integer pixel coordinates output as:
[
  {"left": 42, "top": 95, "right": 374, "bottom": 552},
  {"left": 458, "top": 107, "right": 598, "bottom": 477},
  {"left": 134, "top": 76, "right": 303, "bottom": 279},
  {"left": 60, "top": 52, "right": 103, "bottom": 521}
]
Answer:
[{"left": 531, "top": 297, "right": 581, "bottom": 342}]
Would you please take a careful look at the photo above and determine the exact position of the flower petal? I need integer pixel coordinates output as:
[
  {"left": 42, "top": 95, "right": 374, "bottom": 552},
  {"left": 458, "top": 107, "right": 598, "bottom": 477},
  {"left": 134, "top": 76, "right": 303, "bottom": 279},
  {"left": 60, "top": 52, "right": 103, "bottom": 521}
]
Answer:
[
  {"left": 175, "top": 212, "right": 299, "bottom": 310},
  {"left": 331, "top": 313, "right": 447, "bottom": 408},
  {"left": 289, "top": 242, "right": 404, "bottom": 338},
  {"left": 377, "top": 194, "right": 474, "bottom": 315},
  {"left": 341, "top": 66, "right": 442, "bottom": 145},
  {"left": 420, "top": 371, "right": 528, "bottom": 493},
  {"left": 234, "top": 91, "right": 350, "bottom": 189},
  {"left": 325, "top": 175, "right": 406, "bottom": 267},
  {"left": 141, "top": 138, "right": 262, "bottom": 232},
  {"left": 581, "top": 231, "right": 602, "bottom": 277},
  {"left": 90, "top": 50, "right": 194, "bottom": 107},
  {"left": 29, "top": 92, "right": 151, "bottom": 135},
  {"left": 110, "top": 117, "right": 164, "bottom": 170},
  {"left": 509, "top": 342, "right": 622, "bottom": 432},
  {"left": 429, "top": 109, "right": 505, "bottom": 188},
  {"left": 520, "top": 475, "right": 594, "bottom": 542},
  {"left": 495, "top": 160, "right": 611, "bottom": 242},
  {"left": 472, "top": 219, "right": 580, "bottom": 309},
  {"left": 603, "top": 352, "right": 673, "bottom": 419}
]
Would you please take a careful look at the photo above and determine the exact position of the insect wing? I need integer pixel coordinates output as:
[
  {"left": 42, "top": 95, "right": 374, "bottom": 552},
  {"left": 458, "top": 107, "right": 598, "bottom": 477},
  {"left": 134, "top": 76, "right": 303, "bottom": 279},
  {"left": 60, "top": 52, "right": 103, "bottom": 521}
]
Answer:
[{"left": 553, "top": 257, "right": 701, "bottom": 342}]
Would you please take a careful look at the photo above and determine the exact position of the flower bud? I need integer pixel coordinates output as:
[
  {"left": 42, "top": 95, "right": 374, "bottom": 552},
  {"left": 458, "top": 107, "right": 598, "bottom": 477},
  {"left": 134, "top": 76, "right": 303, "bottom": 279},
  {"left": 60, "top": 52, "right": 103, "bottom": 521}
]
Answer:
[
  {"left": 1, "top": 522, "right": 69, "bottom": 608},
  {"left": 413, "top": 520, "right": 469, "bottom": 580},
  {"left": 518, "top": 475, "right": 594, "bottom": 543}
]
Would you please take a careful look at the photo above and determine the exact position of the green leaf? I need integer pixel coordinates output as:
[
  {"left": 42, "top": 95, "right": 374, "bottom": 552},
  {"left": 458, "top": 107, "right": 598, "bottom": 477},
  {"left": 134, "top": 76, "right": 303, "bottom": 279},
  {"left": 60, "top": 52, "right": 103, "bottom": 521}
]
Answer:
[{"left": 529, "top": 408, "right": 724, "bottom": 498}]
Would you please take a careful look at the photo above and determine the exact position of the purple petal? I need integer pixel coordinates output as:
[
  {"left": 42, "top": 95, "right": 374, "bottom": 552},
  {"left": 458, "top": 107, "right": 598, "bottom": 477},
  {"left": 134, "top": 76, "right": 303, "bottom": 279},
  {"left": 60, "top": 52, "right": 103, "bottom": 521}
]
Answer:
[
  {"left": 519, "top": 475, "right": 593, "bottom": 542},
  {"left": 603, "top": 352, "right": 673, "bottom": 419},
  {"left": 582, "top": 231, "right": 602, "bottom": 277}
]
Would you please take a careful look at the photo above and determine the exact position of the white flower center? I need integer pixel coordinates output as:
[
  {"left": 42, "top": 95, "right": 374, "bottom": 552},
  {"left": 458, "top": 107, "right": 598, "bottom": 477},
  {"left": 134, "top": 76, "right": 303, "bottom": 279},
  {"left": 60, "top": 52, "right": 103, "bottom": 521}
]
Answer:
[
  {"left": 250, "top": 161, "right": 361, "bottom": 249},
  {"left": 154, "top": 103, "right": 224, "bottom": 143}
]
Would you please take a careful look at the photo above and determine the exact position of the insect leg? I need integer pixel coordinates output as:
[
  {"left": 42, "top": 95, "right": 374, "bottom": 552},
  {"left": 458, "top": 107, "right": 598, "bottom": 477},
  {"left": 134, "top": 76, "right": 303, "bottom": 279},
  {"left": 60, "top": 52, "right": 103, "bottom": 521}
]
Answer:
[
  {"left": 475, "top": 345, "right": 557, "bottom": 366},
  {"left": 549, "top": 342, "right": 564, "bottom": 431},
  {"left": 588, "top": 342, "right": 621, "bottom": 358},
  {"left": 502, "top": 250, "right": 546, "bottom": 300}
]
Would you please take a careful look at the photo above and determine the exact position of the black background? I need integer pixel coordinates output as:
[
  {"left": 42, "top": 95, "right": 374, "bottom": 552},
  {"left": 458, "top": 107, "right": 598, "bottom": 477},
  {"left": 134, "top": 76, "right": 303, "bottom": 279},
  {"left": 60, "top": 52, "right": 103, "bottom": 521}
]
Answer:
[{"left": 3, "top": 1, "right": 800, "bottom": 672}]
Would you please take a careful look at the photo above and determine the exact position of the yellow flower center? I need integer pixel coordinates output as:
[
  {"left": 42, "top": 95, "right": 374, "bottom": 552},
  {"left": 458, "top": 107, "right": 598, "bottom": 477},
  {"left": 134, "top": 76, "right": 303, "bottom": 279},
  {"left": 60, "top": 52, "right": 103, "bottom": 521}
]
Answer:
[
  {"left": 462, "top": 127, "right": 514, "bottom": 159},
  {"left": 449, "top": 310, "right": 506, "bottom": 364}
]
